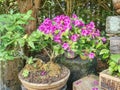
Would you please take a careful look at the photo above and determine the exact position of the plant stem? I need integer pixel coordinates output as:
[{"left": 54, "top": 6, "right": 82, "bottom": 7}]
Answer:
[
  {"left": 50, "top": 50, "right": 55, "bottom": 62},
  {"left": 43, "top": 48, "right": 51, "bottom": 58}
]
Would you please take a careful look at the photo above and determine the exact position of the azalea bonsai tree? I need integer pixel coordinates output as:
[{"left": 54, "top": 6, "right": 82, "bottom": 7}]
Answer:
[{"left": 19, "top": 14, "right": 109, "bottom": 86}]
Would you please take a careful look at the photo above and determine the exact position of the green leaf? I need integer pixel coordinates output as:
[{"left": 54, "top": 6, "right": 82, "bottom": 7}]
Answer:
[
  {"left": 118, "top": 66, "right": 120, "bottom": 73},
  {"left": 28, "top": 41, "right": 35, "bottom": 49},
  {"left": 111, "top": 54, "right": 120, "bottom": 63},
  {"left": 102, "top": 54, "right": 109, "bottom": 59},
  {"left": 100, "top": 49, "right": 109, "bottom": 55},
  {"left": 59, "top": 49, "right": 64, "bottom": 55},
  {"left": 109, "top": 67, "right": 114, "bottom": 74},
  {"left": 114, "top": 66, "right": 118, "bottom": 71},
  {"left": 109, "top": 61, "right": 116, "bottom": 68},
  {"left": 22, "top": 69, "right": 29, "bottom": 77},
  {"left": 16, "top": 20, "right": 26, "bottom": 24},
  {"left": 27, "top": 57, "right": 33, "bottom": 64},
  {"left": 18, "top": 38, "right": 25, "bottom": 47},
  {"left": 96, "top": 41, "right": 102, "bottom": 49},
  {"left": 27, "top": 10, "right": 32, "bottom": 15}
]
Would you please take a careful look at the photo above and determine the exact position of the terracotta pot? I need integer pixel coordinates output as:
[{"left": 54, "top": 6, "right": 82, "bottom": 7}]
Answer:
[
  {"left": 112, "top": 0, "right": 120, "bottom": 14},
  {"left": 18, "top": 66, "right": 70, "bottom": 90}
]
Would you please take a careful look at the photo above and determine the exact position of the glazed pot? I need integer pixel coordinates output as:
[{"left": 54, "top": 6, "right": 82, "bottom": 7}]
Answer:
[
  {"left": 18, "top": 66, "right": 70, "bottom": 90},
  {"left": 112, "top": 0, "right": 120, "bottom": 14}
]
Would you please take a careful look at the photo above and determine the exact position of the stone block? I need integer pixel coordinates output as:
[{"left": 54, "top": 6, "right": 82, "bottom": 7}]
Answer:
[
  {"left": 59, "top": 56, "right": 92, "bottom": 90},
  {"left": 0, "top": 59, "right": 24, "bottom": 90},
  {"left": 106, "top": 16, "right": 120, "bottom": 34},
  {"left": 110, "top": 37, "right": 120, "bottom": 54},
  {"left": 73, "top": 75, "right": 102, "bottom": 90}
]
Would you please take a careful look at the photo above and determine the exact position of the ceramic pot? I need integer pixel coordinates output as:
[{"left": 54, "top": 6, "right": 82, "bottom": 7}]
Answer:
[{"left": 18, "top": 66, "right": 70, "bottom": 90}]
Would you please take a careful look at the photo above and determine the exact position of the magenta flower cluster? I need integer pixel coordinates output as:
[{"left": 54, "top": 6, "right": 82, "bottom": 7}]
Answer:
[
  {"left": 38, "top": 14, "right": 106, "bottom": 59},
  {"left": 81, "top": 21, "right": 100, "bottom": 38}
]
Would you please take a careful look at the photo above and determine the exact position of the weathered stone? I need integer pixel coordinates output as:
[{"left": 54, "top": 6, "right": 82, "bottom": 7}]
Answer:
[
  {"left": 59, "top": 56, "right": 93, "bottom": 90},
  {"left": 106, "top": 16, "right": 120, "bottom": 34},
  {"left": 110, "top": 37, "right": 120, "bottom": 54},
  {"left": 0, "top": 59, "right": 24, "bottom": 90},
  {"left": 73, "top": 75, "right": 102, "bottom": 90}
]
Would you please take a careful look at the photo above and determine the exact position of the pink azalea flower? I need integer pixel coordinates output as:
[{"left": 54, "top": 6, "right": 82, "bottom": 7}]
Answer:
[
  {"left": 81, "top": 29, "right": 88, "bottom": 36},
  {"left": 89, "top": 52, "right": 95, "bottom": 59},
  {"left": 70, "top": 34, "right": 79, "bottom": 42},
  {"left": 40, "top": 71, "right": 46, "bottom": 76},
  {"left": 87, "top": 21, "right": 95, "bottom": 29},
  {"left": 102, "top": 37, "right": 106, "bottom": 43},
  {"left": 72, "top": 14, "right": 78, "bottom": 19},
  {"left": 92, "top": 88, "right": 98, "bottom": 90},
  {"left": 62, "top": 43, "right": 69, "bottom": 50},
  {"left": 53, "top": 35, "right": 61, "bottom": 43}
]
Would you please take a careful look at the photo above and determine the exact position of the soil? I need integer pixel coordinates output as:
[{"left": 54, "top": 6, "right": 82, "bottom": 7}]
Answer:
[
  {"left": 19, "top": 59, "right": 69, "bottom": 84},
  {"left": 96, "top": 59, "right": 108, "bottom": 73}
]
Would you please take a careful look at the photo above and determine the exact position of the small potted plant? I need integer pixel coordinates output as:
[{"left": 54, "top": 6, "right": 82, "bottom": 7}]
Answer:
[
  {"left": 99, "top": 54, "right": 120, "bottom": 90},
  {"left": 18, "top": 15, "right": 74, "bottom": 90},
  {"left": 18, "top": 14, "right": 110, "bottom": 90}
]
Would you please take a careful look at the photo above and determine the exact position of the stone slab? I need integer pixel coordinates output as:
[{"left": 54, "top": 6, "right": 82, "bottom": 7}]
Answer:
[
  {"left": 73, "top": 75, "right": 102, "bottom": 90},
  {"left": 106, "top": 16, "right": 120, "bottom": 34}
]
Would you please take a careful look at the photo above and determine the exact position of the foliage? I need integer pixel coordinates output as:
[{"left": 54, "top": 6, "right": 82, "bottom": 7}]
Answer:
[
  {"left": 72, "top": 15, "right": 110, "bottom": 60},
  {"left": 108, "top": 54, "right": 120, "bottom": 76},
  {"left": 0, "top": 10, "right": 32, "bottom": 61},
  {"left": 0, "top": 0, "right": 18, "bottom": 14}
]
